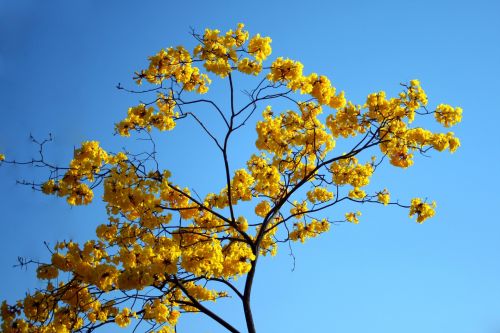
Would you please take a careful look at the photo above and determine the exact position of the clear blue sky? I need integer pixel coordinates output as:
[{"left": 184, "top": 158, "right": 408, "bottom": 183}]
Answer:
[{"left": 1, "top": 0, "right": 499, "bottom": 332}]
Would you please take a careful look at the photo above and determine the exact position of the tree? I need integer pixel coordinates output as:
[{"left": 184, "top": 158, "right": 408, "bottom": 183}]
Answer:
[{"left": 0, "top": 23, "right": 462, "bottom": 333}]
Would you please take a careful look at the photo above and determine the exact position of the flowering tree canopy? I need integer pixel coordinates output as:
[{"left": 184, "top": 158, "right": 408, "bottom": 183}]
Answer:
[{"left": 0, "top": 23, "right": 462, "bottom": 333}]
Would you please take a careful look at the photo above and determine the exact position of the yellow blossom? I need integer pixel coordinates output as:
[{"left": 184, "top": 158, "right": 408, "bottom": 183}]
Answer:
[
  {"left": 409, "top": 198, "right": 436, "bottom": 223},
  {"left": 248, "top": 34, "right": 272, "bottom": 62},
  {"left": 435, "top": 104, "right": 462, "bottom": 127},
  {"left": 377, "top": 189, "right": 390, "bottom": 205},
  {"left": 345, "top": 211, "right": 362, "bottom": 224},
  {"left": 289, "top": 219, "right": 330, "bottom": 243},
  {"left": 115, "top": 308, "right": 131, "bottom": 327},
  {"left": 348, "top": 187, "right": 366, "bottom": 199}
]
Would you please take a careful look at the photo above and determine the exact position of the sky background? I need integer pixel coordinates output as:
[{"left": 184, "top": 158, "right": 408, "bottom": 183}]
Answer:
[{"left": 0, "top": 0, "right": 499, "bottom": 332}]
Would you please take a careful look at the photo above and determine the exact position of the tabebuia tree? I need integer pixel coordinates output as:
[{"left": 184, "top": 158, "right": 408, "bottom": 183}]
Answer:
[{"left": 0, "top": 24, "right": 462, "bottom": 333}]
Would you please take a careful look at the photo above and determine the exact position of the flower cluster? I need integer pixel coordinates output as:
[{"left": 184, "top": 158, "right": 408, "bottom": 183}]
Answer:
[
  {"left": 267, "top": 58, "right": 346, "bottom": 109},
  {"left": 115, "top": 93, "right": 178, "bottom": 136},
  {"left": 255, "top": 102, "right": 335, "bottom": 184},
  {"left": 377, "top": 189, "right": 391, "bottom": 205},
  {"left": 330, "top": 157, "right": 373, "bottom": 188},
  {"left": 289, "top": 219, "right": 330, "bottom": 243},
  {"left": 345, "top": 211, "right": 362, "bottom": 224},
  {"left": 194, "top": 23, "right": 271, "bottom": 78},
  {"left": 409, "top": 198, "right": 436, "bottom": 223},
  {"left": 41, "top": 141, "right": 119, "bottom": 205},
  {"left": 306, "top": 187, "right": 334, "bottom": 204},
  {"left": 434, "top": 104, "right": 463, "bottom": 127},
  {"left": 135, "top": 46, "right": 210, "bottom": 93}
]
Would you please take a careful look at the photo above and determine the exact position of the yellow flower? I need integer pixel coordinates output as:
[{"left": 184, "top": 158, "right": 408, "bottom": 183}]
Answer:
[
  {"left": 237, "top": 58, "right": 262, "bottom": 75},
  {"left": 348, "top": 187, "right": 366, "bottom": 199},
  {"left": 267, "top": 57, "right": 304, "bottom": 83},
  {"left": 36, "top": 264, "right": 59, "bottom": 280},
  {"left": 248, "top": 34, "right": 272, "bottom": 62},
  {"left": 435, "top": 104, "right": 462, "bottom": 127},
  {"left": 255, "top": 200, "right": 271, "bottom": 217},
  {"left": 290, "top": 200, "right": 308, "bottom": 219},
  {"left": 330, "top": 157, "right": 373, "bottom": 187},
  {"left": 377, "top": 189, "right": 390, "bottom": 205},
  {"left": 115, "top": 308, "right": 131, "bottom": 327},
  {"left": 345, "top": 211, "right": 362, "bottom": 224},
  {"left": 409, "top": 198, "right": 436, "bottom": 223},
  {"left": 289, "top": 219, "right": 330, "bottom": 243},
  {"left": 306, "top": 187, "right": 334, "bottom": 203},
  {"left": 447, "top": 133, "right": 461, "bottom": 152},
  {"left": 41, "top": 179, "right": 58, "bottom": 194}
]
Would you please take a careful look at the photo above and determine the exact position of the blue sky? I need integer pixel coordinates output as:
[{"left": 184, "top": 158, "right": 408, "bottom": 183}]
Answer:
[{"left": 0, "top": 0, "right": 499, "bottom": 332}]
